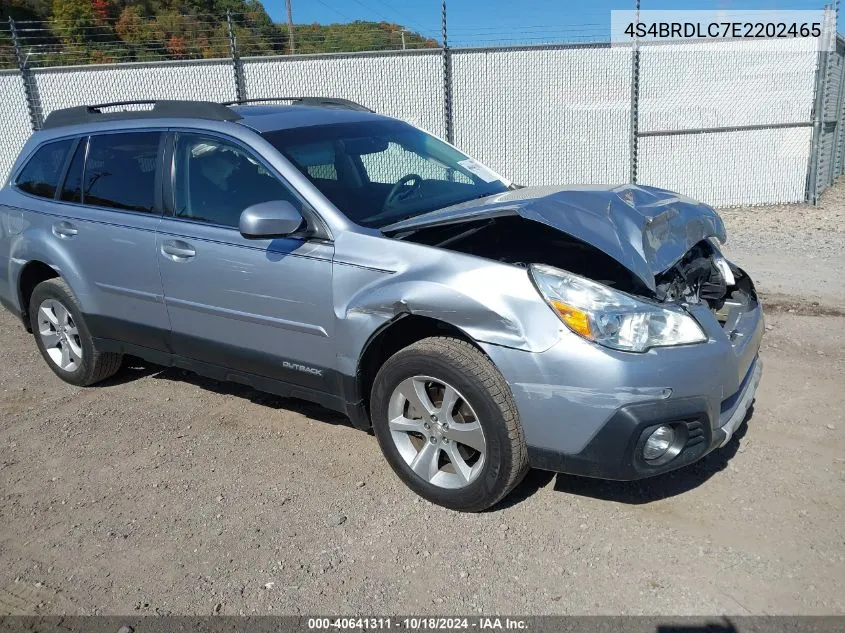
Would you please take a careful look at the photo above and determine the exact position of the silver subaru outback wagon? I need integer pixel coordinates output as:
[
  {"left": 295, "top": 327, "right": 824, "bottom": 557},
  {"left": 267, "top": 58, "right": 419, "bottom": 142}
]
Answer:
[{"left": 0, "top": 99, "right": 763, "bottom": 511}]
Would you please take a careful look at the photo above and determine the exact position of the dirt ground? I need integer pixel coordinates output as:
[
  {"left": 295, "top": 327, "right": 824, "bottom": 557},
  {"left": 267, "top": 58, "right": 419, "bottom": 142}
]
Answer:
[{"left": 1, "top": 186, "right": 844, "bottom": 616}]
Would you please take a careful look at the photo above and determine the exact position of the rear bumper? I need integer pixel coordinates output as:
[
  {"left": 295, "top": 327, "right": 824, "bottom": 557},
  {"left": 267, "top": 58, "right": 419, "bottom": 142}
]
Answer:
[{"left": 527, "top": 356, "right": 762, "bottom": 480}]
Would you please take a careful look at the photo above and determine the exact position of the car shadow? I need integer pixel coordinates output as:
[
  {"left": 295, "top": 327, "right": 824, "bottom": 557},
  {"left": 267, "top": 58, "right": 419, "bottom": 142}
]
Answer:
[
  {"left": 105, "top": 356, "right": 352, "bottom": 427},
  {"left": 495, "top": 405, "right": 755, "bottom": 510},
  {"left": 105, "top": 356, "right": 756, "bottom": 506},
  {"left": 97, "top": 357, "right": 163, "bottom": 386}
]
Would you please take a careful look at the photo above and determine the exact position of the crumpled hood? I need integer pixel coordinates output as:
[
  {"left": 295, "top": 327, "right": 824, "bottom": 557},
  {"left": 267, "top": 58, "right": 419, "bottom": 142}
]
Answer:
[{"left": 382, "top": 183, "right": 726, "bottom": 292}]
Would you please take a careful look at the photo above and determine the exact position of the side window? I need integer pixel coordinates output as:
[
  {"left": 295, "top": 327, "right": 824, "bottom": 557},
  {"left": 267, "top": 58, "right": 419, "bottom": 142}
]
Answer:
[
  {"left": 84, "top": 132, "right": 161, "bottom": 212},
  {"left": 360, "top": 142, "right": 473, "bottom": 185},
  {"left": 15, "top": 139, "right": 74, "bottom": 199},
  {"left": 60, "top": 138, "right": 86, "bottom": 203},
  {"left": 173, "top": 133, "right": 301, "bottom": 228}
]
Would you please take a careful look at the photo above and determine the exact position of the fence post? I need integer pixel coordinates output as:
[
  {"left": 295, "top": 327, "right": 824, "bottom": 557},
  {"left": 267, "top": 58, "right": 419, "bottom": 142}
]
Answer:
[
  {"left": 628, "top": 0, "right": 641, "bottom": 184},
  {"left": 441, "top": 1, "right": 454, "bottom": 144},
  {"left": 833, "top": 39, "right": 845, "bottom": 181},
  {"left": 9, "top": 17, "right": 42, "bottom": 131},
  {"left": 226, "top": 11, "right": 246, "bottom": 103},
  {"left": 807, "top": 8, "right": 835, "bottom": 203}
]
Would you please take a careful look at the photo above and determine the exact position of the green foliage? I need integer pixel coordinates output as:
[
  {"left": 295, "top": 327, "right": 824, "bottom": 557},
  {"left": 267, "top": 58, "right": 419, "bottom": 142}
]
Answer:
[
  {"left": 0, "top": 0, "right": 51, "bottom": 23},
  {"left": 1, "top": 0, "right": 439, "bottom": 69},
  {"left": 50, "top": 0, "right": 96, "bottom": 46},
  {"left": 293, "top": 20, "right": 438, "bottom": 54},
  {"left": 0, "top": 30, "right": 17, "bottom": 68}
]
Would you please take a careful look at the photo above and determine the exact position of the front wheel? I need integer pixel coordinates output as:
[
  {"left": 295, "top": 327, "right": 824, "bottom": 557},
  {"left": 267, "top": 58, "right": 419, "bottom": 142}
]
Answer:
[{"left": 370, "top": 337, "right": 529, "bottom": 512}]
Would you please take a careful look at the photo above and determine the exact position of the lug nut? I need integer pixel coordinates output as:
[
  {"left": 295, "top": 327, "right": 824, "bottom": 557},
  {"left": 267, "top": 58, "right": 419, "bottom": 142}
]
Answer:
[
  {"left": 429, "top": 436, "right": 437, "bottom": 444},
  {"left": 431, "top": 415, "right": 438, "bottom": 422}
]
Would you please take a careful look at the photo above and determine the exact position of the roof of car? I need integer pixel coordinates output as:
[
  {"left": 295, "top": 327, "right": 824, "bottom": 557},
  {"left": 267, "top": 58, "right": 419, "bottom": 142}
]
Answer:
[
  {"left": 231, "top": 104, "right": 389, "bottom": 133},
  {"left": 36, "top": 99, "right": 392, "bottom": 138}
]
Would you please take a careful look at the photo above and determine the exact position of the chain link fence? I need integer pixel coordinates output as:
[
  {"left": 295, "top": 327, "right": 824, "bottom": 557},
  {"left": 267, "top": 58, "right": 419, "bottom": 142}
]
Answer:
[
  {"left": 1, "top": 12, "right": 843, "bottom": 208},
  {"left": 242, "top": 50, "right": 446, "bottom": 138},
  {"left": 452, "top": 45, "right": 633, "bottom": 186},
  {"left": 0, "top": 70, "right": 33, "bottom": 185},
  {"left": 808, "top": 35, "right": 845, "bottom": 201},
  {"left": 638, "top": 38, "right": 819, "bottom": 206}
]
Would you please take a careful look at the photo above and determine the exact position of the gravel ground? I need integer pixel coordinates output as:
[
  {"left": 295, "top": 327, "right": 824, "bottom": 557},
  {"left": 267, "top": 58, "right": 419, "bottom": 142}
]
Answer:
[
  {"left": 1, "top": 186, "right": 844, "bottom": 616},
  {"left": 720, "top": 179, "right": 845, "bottom": 308}
]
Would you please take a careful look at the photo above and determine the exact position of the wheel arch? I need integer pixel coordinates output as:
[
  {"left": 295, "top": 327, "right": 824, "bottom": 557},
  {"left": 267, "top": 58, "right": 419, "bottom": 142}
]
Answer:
[
  {"left": 352, "top": 313, "right": 492, "bottom": 427},
  {"left": 10, "top": 226, "right": 96, "bottom": 331},
  {"left": 17, "top": 260, "right": 60, "bottom": 332}
]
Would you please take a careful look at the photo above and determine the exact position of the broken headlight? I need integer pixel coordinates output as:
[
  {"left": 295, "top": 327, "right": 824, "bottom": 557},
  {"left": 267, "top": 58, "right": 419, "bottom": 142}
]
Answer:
[{"left": 529, "top": 264, "right": 707, "bottom": 352}]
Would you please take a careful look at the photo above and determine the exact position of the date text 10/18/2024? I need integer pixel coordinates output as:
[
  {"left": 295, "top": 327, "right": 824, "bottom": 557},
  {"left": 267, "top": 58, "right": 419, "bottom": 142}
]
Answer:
[{"left": 307, "top": 617, "right": 529, "bottom": 630}]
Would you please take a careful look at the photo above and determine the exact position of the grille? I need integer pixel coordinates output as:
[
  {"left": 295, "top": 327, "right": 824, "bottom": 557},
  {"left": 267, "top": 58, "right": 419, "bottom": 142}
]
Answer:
[{"left": 684, "top": 419, "right": 707, "bottom": 451}]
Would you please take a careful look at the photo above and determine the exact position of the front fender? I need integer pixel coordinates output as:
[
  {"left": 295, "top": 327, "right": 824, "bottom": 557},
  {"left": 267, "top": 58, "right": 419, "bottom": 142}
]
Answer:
[{"left": 331, "top": 231, "right": 563, "bottom": 377}]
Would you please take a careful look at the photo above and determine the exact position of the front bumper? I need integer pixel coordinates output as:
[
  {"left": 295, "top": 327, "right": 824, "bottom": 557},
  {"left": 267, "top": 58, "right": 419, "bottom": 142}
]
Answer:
[
  {"left": 480, "top": 281, "right": 764, "bottom": 481},
  {"left": 527, "top": 356, "right": 761, "bottom": 479}
]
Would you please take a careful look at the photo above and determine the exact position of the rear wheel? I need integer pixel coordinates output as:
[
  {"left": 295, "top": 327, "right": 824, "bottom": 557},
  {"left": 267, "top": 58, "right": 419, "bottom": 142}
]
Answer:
[
  {"left": 370, "top": 336, "right": 528, "bottom": 512},
  {"left": 29, "top": 278, "right": 123, "bottom": 386}
]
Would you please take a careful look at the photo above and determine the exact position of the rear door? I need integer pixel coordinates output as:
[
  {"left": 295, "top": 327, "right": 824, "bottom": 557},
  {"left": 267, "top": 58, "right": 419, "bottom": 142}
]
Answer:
[
  {"left": 51, "top": 130, "right": 170, "bottom": 350},
  {"left": 156, "top": 130, "right": 336, "bottom": 393}
]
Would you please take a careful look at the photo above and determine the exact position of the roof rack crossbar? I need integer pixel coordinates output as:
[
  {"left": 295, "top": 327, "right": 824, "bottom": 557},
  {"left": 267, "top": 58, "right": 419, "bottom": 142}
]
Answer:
[
  {"left": 41, "top": 100, "right": 242, "bottom": 130},
  {"left": 222, "top": 96, "right": 374, "bottom": 112}
]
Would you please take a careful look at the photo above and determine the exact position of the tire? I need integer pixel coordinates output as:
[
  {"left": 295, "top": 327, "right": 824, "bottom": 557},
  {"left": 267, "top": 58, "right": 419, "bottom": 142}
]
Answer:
[
  {"left": 29, "top": 278, "right": 123, "bottom": 387},
  {"left": 370, "top": 336, "right": 529, "bottom": 512}
]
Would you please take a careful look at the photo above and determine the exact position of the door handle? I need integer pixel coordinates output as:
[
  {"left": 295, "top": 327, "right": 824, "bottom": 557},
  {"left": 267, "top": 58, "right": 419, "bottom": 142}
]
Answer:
[
  {"left": 52, "top": 221, "right": 78, "bottom": 239},
  {"left": 161, "top": 240, "right": 196, "bottom": 261}
]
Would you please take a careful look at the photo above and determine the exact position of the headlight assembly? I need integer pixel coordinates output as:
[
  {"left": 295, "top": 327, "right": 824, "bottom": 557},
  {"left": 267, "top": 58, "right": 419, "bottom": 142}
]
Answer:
[{"left": 529, "top": 264, "right": 707, "bottom": 353}]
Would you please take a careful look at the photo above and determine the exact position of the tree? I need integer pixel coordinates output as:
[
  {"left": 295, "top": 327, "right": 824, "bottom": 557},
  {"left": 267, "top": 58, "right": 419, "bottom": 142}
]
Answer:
[
  {"left": 116, "top": 5, "right": 162, "bottom": 60},
  {"left": 294, "top": 20, "right": 437, "bottom": 54},
  {"left": 91, "top": 0, "right": 110, "bottom": 21},
  {"left": 166, "top": 34, "right": 186, "bottom": 57},
  {"left": 51, "top": 0, "right": 96, "bottom": 45},
  {"left": 115, "top": 5, "right": 148, "bottom": 43},
  {"left": 0, "top": 0, "right": 440, "bottom": 69}
]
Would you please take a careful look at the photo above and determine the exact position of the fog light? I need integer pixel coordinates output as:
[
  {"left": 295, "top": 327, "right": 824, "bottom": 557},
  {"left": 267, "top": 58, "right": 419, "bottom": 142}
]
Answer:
[{"left": 643, "top": 425, "right": 675, "bottom": 461}]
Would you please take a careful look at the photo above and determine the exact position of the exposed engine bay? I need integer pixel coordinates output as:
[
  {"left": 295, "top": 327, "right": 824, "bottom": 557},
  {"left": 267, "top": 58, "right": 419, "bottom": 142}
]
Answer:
[
  {"left": 393, "top": 215, "right": 758, "bottom": 329},
  {"left": 655, "top": 240, "right": 759, "bottom": 330},
  {"left": 393, "top": 216, "right": 650, "bottom": 293}
]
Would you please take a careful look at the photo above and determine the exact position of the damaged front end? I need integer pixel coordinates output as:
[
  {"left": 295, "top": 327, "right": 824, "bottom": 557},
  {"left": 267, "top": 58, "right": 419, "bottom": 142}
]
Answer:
[
  {"left": 358, "top": 183, "right": 764, "bottom": 477},
  {"left": 655, "top": 239, "right": 760, "bottom": 342},
  {"left": 385, "top": 184, "right": 759, "bottom": 349}
]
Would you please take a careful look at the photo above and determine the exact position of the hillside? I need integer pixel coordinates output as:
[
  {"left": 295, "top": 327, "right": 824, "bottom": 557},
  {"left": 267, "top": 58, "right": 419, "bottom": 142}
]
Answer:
[
  {"left": 0, "top": 0, "right": 438, "bottom": 67},
  {"left": 293, "top": 21, "right": 438, "bottom": 54}
]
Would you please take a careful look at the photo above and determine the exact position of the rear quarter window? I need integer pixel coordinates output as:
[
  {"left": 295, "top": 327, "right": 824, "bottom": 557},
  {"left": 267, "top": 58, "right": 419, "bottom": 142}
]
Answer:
[{"left": 15, "top": 139, "right": 74, "bottom": 199}]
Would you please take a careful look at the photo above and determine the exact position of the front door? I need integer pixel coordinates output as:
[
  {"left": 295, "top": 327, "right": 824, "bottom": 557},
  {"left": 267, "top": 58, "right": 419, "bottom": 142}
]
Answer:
[{"left": 156, "top": 131, "right": 335, "bottom": 393}]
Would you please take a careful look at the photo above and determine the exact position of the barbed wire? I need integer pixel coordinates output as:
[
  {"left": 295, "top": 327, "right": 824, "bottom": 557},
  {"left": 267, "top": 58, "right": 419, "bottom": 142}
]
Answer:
[
  {"left": 0, "top": 10, "right": 450, "bottom": 69},
  {"left": 0, "top": 2, "right": 836, "bottom": 70}
]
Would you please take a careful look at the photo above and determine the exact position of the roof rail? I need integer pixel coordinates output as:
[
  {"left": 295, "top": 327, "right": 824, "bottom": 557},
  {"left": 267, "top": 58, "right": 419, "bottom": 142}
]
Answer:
[
  {"left": 223, "top": 97, "right": 374, "bottom": 113},
  {"left": 41, "top": 100, "right": 242, "bottom": 130}
]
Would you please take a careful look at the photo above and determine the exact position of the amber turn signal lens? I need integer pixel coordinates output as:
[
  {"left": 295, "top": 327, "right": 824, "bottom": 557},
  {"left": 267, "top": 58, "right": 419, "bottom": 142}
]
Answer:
[{"left": 551, "top": 300, "right": 592, "bottom": 338}]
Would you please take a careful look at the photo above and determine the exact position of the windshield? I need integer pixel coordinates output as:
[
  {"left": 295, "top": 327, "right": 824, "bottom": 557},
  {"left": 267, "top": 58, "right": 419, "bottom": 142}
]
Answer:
[{"left": 263, "top": 119, "right": 509, "bottom": 229}]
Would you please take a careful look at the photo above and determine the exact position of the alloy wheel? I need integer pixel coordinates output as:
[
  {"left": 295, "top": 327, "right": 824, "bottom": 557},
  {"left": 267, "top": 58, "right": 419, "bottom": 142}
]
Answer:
[
  {"left": 387, "top": 375, "right": 487, "bottom": 489},
  {"left": 37, "top": 299, "right": 83, "bottom": 372}
]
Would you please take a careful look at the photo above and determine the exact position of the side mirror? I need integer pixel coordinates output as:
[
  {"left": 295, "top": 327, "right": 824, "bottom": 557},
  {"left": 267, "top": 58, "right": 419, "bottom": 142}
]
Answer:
[{"left": 239, "top": 200, "right": 304, "bottom": 239}]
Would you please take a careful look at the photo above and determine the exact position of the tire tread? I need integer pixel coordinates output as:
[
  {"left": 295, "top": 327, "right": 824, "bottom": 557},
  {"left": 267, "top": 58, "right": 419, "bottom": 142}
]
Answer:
[
  {"left": 30, "top": 278, "right": 123, "bottom": 386},
  {"left": 374, "top": 336, "right": 529, "bottom": 510}
]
